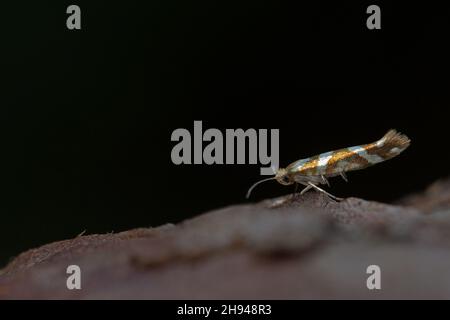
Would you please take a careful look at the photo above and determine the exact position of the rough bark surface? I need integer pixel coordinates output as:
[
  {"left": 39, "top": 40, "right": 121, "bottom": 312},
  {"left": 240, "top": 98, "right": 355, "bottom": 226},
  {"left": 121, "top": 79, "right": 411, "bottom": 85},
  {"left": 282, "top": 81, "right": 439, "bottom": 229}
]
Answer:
[{"left": 1, "top": 179, "right": 449, "bottom": 299}]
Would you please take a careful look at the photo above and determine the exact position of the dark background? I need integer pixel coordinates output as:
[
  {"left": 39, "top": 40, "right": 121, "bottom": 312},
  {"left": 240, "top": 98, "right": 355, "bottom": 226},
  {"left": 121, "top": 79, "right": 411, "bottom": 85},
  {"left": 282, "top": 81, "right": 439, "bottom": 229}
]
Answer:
[{"left": 1, "top": 1, "right": 449, "bottom": 266}]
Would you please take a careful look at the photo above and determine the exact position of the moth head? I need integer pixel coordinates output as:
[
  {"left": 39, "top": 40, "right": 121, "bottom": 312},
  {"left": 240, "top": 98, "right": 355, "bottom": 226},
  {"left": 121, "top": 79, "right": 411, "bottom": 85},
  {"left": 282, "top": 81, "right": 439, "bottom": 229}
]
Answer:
[
  {"left": 246, "top": 167, "right": 294, "bottom": 199},
  {"left": 275, "top": 168, "right": 294, "bottom": 186}
]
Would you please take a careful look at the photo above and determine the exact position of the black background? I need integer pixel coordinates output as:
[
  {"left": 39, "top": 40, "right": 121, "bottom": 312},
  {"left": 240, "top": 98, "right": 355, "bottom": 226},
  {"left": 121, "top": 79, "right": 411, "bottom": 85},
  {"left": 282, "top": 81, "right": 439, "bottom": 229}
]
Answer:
[{"left": 1, "top": 1, "right": 449, "bottom": 266}]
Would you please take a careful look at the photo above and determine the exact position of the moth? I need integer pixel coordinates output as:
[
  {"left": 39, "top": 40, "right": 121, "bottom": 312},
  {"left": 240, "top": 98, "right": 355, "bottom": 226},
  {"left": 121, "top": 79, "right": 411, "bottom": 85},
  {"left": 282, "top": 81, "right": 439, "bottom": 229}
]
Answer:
[{"left": 246, "top": 129, "right": 410, "bottom": 200}]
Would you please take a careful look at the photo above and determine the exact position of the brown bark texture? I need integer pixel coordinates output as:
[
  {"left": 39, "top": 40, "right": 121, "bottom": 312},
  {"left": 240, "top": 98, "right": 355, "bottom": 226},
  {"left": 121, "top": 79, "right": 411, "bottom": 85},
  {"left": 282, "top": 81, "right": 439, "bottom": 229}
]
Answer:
[{"left": 1, "top": 179, "right": 450, "bottom": 299}]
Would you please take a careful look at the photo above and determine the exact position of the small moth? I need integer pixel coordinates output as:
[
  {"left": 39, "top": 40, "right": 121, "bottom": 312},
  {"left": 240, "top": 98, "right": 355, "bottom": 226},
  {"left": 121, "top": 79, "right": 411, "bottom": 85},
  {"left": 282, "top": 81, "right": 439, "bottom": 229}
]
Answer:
[{"left": 246, "top": 129, "right": 410, "bottom": 200}]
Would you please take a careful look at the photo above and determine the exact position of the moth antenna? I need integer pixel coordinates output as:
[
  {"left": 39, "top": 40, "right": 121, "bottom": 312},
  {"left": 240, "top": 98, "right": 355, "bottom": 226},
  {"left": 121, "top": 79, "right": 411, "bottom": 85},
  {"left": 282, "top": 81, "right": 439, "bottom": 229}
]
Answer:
[{"left": 246, "top": 177, "right": 276, "bottom": 199}]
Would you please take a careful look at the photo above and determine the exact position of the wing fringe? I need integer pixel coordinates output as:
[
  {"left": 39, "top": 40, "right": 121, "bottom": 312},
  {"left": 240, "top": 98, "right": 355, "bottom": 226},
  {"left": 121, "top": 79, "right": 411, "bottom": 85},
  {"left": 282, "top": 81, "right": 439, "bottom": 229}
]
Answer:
[
  {"left": 375, "top": 129, "right": 411, "bottom": 159},
  {"left": 381, "top": 129, "right": 410, "bottom": 149}
]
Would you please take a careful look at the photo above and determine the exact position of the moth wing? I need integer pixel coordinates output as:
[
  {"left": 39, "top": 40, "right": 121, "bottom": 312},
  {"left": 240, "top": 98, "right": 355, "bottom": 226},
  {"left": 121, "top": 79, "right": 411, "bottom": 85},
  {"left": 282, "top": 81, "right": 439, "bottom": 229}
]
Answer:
[{"left": 286, "top": 157, "right": 310, "bottom": 173}]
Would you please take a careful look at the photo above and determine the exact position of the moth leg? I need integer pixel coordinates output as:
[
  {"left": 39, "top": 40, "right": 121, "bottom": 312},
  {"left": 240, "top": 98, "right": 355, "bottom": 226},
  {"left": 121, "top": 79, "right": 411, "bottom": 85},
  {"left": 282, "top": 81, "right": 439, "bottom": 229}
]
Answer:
[
  {"left": 340, "top": 172, "right": 348, "bottom": 182},
  {"left": 300, "top": 184, "right": 313, "bottom": 195},
  {"left": 307, "top": 182, "right": 343, "bottom": 201},
  {"left": 291, "top": 183, "right": 300, "bottom": 199},
  {"left": 321, "top": 175, "right": 330, "bottom": 186}
]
